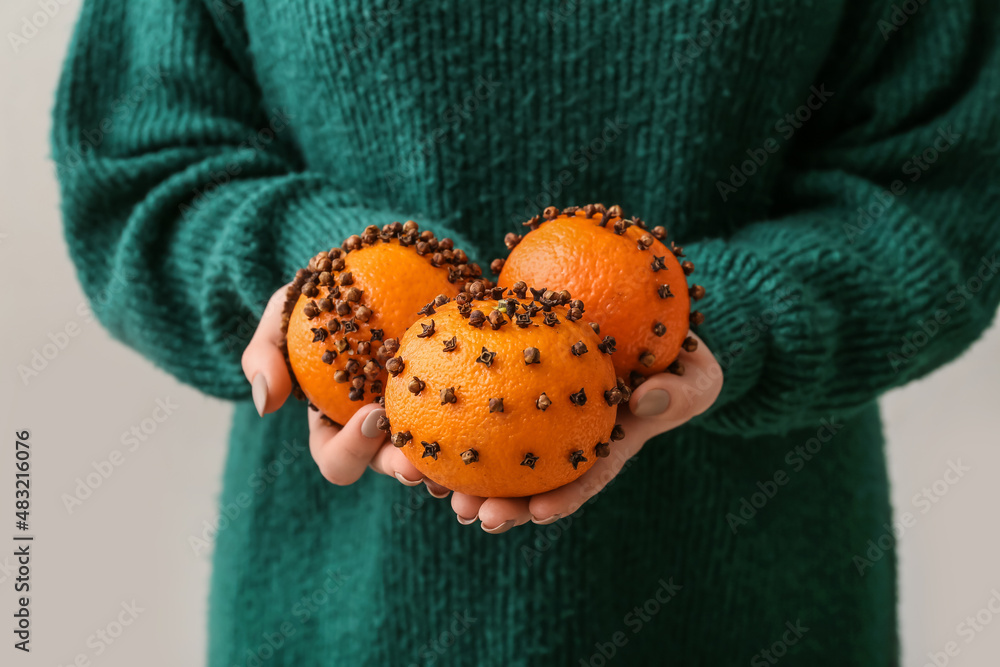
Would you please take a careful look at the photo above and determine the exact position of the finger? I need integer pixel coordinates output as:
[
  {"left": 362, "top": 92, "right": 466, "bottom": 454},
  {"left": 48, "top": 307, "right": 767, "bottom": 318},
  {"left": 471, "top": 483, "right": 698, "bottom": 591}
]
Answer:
[
  {"left": 528, "top": 437, "right": 643, "bottom": 522},
  {"left": 451, "top": 493, "right": 486, "bottom": 525},
  {"left": 241, "top": 284, "right": 294, "bottom": 416},
  {"left": 423, "top": 478, "right": 451, "bottom": 499},
  {"left": 628, "top": 333, "right": 723, "bottom": 436},
  {"left": 477, "top": 497, "right": 532, "bottom": 534},
  {"left": 308, "top": 404, "right": 386, "bottom": 486},
  {"left": 369, "top": 444, "right": 425, "bottom": 486}
]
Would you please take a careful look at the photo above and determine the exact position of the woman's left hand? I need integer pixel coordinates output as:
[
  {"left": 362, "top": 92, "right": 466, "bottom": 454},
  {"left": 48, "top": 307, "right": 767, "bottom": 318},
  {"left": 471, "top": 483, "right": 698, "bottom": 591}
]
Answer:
[{"left": 446, "top": 332, "right": 724, "bottom": 533}]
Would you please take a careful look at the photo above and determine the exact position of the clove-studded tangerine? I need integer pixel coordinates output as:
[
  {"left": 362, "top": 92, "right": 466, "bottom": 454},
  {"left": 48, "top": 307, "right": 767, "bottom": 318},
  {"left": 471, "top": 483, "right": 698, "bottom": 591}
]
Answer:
[
  {"left": 496, "top": 204, "right": 703, "bottom": 383},
  {"left": 383, "top": 284, "right": 622, "bottom": 498},
  {"left": 282, "top": 222, "right": 483, "bottom": 425}
]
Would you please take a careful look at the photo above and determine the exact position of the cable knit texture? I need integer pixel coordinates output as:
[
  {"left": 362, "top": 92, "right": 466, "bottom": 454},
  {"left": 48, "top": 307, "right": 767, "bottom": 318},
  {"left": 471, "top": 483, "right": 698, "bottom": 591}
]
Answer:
[{"left": 53, "top": 0, "right": 1000, "bottom": 664}]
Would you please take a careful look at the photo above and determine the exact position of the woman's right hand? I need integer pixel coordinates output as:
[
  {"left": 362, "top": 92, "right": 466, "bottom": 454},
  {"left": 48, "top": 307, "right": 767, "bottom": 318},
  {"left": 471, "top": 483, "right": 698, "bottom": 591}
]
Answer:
[{"left": 240, "top": 284, "right": 452, "bottom": 498}]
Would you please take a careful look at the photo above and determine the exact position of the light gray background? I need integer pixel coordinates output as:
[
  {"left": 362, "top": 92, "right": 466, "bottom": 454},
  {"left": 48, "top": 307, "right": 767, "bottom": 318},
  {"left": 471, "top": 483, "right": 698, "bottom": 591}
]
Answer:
[{"left": 2, "top": 2, "right": 998, "bottom": 665}]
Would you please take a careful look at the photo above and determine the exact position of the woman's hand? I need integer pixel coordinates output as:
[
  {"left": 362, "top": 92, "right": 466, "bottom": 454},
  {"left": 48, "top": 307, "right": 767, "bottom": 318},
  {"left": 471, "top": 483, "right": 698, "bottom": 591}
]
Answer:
[
  {"left": 450, "top": 332, "right": 723, "bottom": 533},
  {"left": 241, "top": 284, "right": 452, "bottom": 497}
]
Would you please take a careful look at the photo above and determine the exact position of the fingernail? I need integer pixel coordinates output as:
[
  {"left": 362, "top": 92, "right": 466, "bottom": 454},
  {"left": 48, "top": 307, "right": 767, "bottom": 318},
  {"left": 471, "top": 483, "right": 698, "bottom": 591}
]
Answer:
[
  {"left": 361, "top": 409, "right": 386, "bottom": 439},
  {"left": 482, "top": 520, "right": 514, "bottom": 534},
  {"left": 531, "top": 514, "right": 561, "bottom": 525},
  {"left": 394, "top": 472, "right": 423, "bottom": 487},
  {"left": 425, "top": 481, "right": 450, "bottom": 499},
  {"left": 456, "top": 515, "right": 477, "bottom": 525},
  {"left": 251, "top": 373, "right": 268, "bottom": 417},
  {"left": 634, "top": 389, "right": 670, "bottom": 417}
]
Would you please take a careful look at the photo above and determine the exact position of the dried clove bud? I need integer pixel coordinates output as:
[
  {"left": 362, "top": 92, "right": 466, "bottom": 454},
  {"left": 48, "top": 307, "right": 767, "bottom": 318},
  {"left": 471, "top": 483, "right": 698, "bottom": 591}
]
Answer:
[
  {"left": 511, "top": 281, "right": 528, "bottom": 299},
  {"left": 318, "top": 297, "right": 334, "bottom": 312},
  {"left": 321, "top": 350, "right": 336, "bottom": 365},
  {"left": 523, "top": 347, "right": 541, "bottom": 365},
  {"left": 335, "top": 338, "right": 350, "bottom": 353},
  {"left": 650, "top": 256, "right": 666, "bottom": 272},
  {"left": 598, "top": 336, "right": 617, "bottom": 354},
  {"left": 595, "top": 441, "right": 611, "bottom": 458},
  {"left": 384, "top": 338, "right": 400, "bottom": 354},
  {"left": 311, "top": 327, "right": 328, "bottom": 343},
  {"left": 303, "top": 302, "right": 319, "bottom": 319},
  {"left": 604, "top": 388, "right": 622, "bottom": 406},
  {"left": 521, "top": 453, "right": 539, "bottom": 469},
  {"left": 566, "top": 307, "right": 583, "bottom": 321},
  {"left": 345, "top": 287, "right": 362, "bottom": 302},
  {"left": 408, "top": 377, "right": 425, "bottom": 394},
  {"left": 334, "top": 370, "right": 349, "bottom": 383},
  {"left": 637, "top": 234, "right": 654, "bottom": 250},
  {"left": 469, "top": 310, "right": 486, "bottom": 328},
  {"left": 543, "top": 205, "right": 559, "bottom": 219},
  {"left": 504, "top": 232, "right": 522, "bottom": 249},
  {"left": 653, "top": 322, "right": 667, "bottom": 337},
  {"left": 342, "top": 319, "right": 359, "bottom": 334},
  {"left": 488, "top": 397, "right": 504, "bottom": 413},
  {"left": 536, "top": 393, "right": 551, "bottom": 411},
  {"left": 515, "top": 313, "right": 532, "bottom": 328},
  {"left": 487, "top": 310, "right": 507, "bottom": 330},
  {"left": 434, "top": 294, "right": 450, "bottom": 307},
  {"left": 571, "top": 341, "right": 588, "bottom": 356},
  {"left": 363, "top": 360, "right": 380, "bottom": 379},
  {"left": 418, "top": 302, "right": 436, "bottom": 317},
  {"left": 476, "top": 347, "right": 497, "bottom": 367},
  {"left": 370, "top": 328, "right": 383, "bottom": 341},
  {"left": 658, "top": 285, "right": 674, "bottom": 299},
  {"left": 668, "top": 360, "right": 685, "bottom": 376},
  {"left": 682, "top": 337, "right": 699, "bottom": 352},
  {"left": 606, "top": 204, "right": 623, "bottom": 220},
  {"left": 542, "top": 312, "right": 559, "bottom": 327},
  {"left": 589, "top": 322, "right": 600, "bottom": 335},
  {"left": 569, "top": 450, "right": 587, "bottom": 470},
  {"left": 461, "top": 448, "right": 479, "bottom": 465},
  {"left": 339, "top": 271, "right": 354, "bottom": 286},
  {"left": 639, "top": 351, "right": 656, "bottom": 367},
  {"left": 440, "top": 387, "right": 457, "bottom": 405},
  {"left": 651, "top": 225, "right": 667, "bottom": 240},
  {"left": 442, "top": 336, "right": 458, "bottom": 352},
  {"left": 335, "top": 300, "right": 352, "bottom": 316},
  {"left": 391, "top": 431, "right": 412, "bottom": 447},
  {"left": 690, "top": 311, "right": 705, "bottom": 326},
  {"left": 681, "top": 260, "right": 695, "bottom": 276},
  {"left": 301, "top": 282, "right": 319, "bottom": 297},
  {"left": 417, "top": 320, "right": 436, "bottom": 338},
  {"left": 376, "top": 415, "right": 391, "bottom": 432},
  {"left": 355, "top": 306, "right": 372, "bottom": 323},
  {"left": 345, "top": 359, "right": 360, "bottom": 374},
  {"left": 385, "top": 357, "right": 405, "bottom": 376},
  {"left": 690, "top": 285, "right": 706, "bottom": 300},
  {"left": 611, "top": 424, "right": 625, "bottom": 441},
  {"left": 569, "top": 388, "right": 587, "bottom": 406},
  {"left": 421, "top": 441, "right": 440, "bottom": 460}
]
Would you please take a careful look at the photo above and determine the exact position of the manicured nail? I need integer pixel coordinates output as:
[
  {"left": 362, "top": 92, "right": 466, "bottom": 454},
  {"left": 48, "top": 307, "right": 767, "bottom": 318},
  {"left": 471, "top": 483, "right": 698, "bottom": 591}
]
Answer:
[
  {"left": 456, "top": 515, "right": 477, "bottom": 525},
  {"left": 633, "top": 389, "right": 670, "bottom": 417},
  {"left": 425, "top": 481, "right": 450, "bottom": 499},
  {"left": 531, "top": 514, "right": 561, "bottom": 525},
  {"left": 251, "top": 373, "right": 268, "bottom": 417},
  {"left": 482, "top": 520, "right": 514, "bottom": 534},
  {"left": 394, "top": 472, "right": 423, "bottom": 487},
  {"left": 361, "top": 409, "right": 386, "bottom": 438}
]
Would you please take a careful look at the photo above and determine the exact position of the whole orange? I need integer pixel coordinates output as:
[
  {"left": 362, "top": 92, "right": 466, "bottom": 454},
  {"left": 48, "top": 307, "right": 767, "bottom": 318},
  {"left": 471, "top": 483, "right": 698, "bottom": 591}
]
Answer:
[
  {"left": 282, "top": 222, "right": 482, "bottom": 425},
  {"left": 382, "top": 287, "right": 624, "bottom": 498},
  {"left": 496, "top": 204, "right": 704, "bottom": 384}
]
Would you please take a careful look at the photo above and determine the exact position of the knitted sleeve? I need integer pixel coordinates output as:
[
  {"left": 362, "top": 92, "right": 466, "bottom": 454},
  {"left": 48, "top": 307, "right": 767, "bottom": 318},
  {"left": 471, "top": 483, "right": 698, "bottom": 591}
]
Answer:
[
  {"left": 689, "top": 2, "right": 1000, "bottom": 436},
  {"left": 51, "top": 0, "right": 474, "bottom": 399}
]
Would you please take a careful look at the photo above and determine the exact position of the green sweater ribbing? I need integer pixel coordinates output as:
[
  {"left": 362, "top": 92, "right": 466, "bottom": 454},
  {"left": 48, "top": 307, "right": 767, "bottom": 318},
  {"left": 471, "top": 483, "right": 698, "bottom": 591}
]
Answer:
[{"left": 54, "top": 1, "right": 1000, "bottom": 664}]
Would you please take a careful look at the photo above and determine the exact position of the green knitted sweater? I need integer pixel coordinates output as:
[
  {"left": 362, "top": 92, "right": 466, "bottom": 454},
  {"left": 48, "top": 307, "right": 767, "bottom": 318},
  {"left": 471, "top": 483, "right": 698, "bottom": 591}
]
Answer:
[{"left": 54, "top": 0, "right": 1000, "bottom": 664}]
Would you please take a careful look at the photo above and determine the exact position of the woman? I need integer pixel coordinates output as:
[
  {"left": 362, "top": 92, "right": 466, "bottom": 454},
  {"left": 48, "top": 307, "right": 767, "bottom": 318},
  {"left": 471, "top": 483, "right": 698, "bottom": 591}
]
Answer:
[{"left": 54, "top": 0, "right": 1000, "bottom": 664}]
